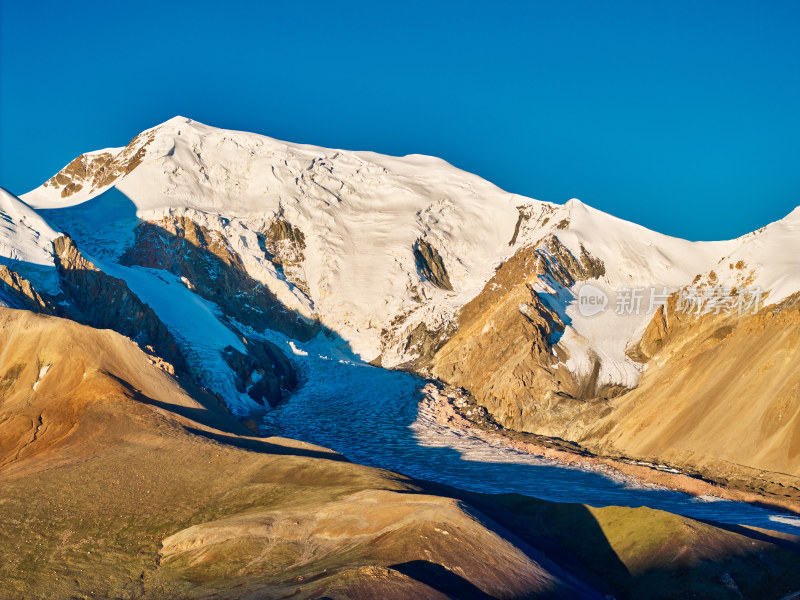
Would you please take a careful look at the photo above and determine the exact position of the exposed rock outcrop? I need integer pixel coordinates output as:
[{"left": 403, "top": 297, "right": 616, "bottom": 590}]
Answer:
[
  {"left": 222, "top": 337, "right": 298, "bottom": 407},
  {"left": 52, "top": 235, "right": 185, "bottom": 370},
  {"left": 414, "top": 238, "right": 453, "bottom": 291},
  {"left": 577, "top": 291, "right": 800, "bottom": 488},
  {"left": 430, "top": 236, "right": 613, "bottom": 433},
  {"left": 431, "top": 232, "right": 800, "bottom": 494},
  {"left": 41, "top": 127, "right": 159, "bottom": 198},
  {"left": 537, "top": 234, "right": 606, "bottom": 285},
  {"left": 120, "top": 216, "right": 318, "bottom": 341},
  {"left": 257, "top": 217, "right": 309, "bottom": 295},
  {"left": 0, "top": 267, "right": 53, "bottom": 312},
  {"left": 397, "top": 321, "right": 457, "bottom": 371}
]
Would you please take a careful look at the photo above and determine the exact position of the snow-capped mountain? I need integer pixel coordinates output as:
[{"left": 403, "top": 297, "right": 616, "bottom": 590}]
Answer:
[
  {"left": 8, "top": 117, "right": 800, "bottom": 423},
  {"left": 22, "top": 117, "right": 525, "bottom": 344}
]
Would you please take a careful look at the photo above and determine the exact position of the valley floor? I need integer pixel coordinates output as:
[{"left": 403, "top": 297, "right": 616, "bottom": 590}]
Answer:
[
  {"left": 421, "top": 385, "right": 800, "bottom": 518},
  {"left": 262, "top": 331, "right": 800, "bottom": 535}
]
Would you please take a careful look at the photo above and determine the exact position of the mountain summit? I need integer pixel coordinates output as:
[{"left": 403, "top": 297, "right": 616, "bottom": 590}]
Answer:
[
  {"left": 20, "top": 116, "right": 800, "bottom": 382},
  {"left": 4, "top": 117, "right": 799, "bottom": 484},
  {"left": 2, "top": 118, "right": 800, "bottom": 599}
]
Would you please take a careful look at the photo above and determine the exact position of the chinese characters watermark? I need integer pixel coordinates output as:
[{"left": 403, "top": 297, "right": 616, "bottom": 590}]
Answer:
[
  {"left": 674, "top": 285, "right": 762, "bottom": 316},
  {"left": 577, "top": 284, "right": 763, "bottom": 317}
]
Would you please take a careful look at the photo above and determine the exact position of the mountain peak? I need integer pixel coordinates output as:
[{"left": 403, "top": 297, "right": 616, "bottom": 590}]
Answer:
[{"left": 156, "top": 115, "right": 193, "bottom": 128}]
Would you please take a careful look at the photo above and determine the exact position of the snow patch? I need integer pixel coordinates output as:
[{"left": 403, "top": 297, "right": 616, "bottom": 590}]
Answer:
[
  {"left": 768, "top": 515, "right": 800, "bottom": 528},
  {"left": 0, "top": 187, "right": 60, "bottom": 294},
  {"left": 288, "top": 341, "right": 308, "bottom": 356},
  {"left": 32, "top": 364, "right": 51, "bottom": 391}
]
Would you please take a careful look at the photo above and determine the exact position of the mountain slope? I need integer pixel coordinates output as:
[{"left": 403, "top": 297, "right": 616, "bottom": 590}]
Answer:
[
  {"left": 0, "top": 187, "right": 60, "bottom": 300},
  {"left": 26, "top": 118, "right": 800, "bottom": 387},
  {"left": 426, "top": 200, "right": 800, "bottom": 496},
  {"left": 577, "top": 291, "right": 800, "bottom": 488},
  {"left": 3, "top": 307, "right": 799, "bottom": 600},
  {"left": 0, "top": 187, "right": 58, "bottom": 268},
  {"left": 0, "top": 185, "right": 300, "bottom": 415},
  {"left": 23, "top": 117, "right": 525, "bottom": 364},
  {"left": 16, "top": 116, "right": 800, "bottom": 498}
]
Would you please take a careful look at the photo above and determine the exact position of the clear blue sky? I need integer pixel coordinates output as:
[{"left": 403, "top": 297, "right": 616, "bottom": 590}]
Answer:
[{"left": 1, "top": 0, "right": 798, "bottom": 240}]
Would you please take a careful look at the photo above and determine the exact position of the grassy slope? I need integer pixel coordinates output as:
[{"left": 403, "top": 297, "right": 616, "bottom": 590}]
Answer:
[{"left": 465, "top": 493, "right": 800, "bottom": 600}]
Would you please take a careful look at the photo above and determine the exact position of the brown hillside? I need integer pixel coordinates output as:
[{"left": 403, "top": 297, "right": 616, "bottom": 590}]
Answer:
[
  {"left": 0, "top": 308, "right": 591, "bottom": 599},
  {"left": 2, "top": 308, "right": 799, "bottom": 599}
]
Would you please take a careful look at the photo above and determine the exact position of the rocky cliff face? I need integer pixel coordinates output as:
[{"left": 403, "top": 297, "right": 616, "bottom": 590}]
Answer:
[
  {"left": 429, "top": 235, "right": 617, "bottom": 434},
  {"left": 0, "top": 237, "right": 185, "bottom": 373},
  {"left": 222, "top": 336, "right": 298, "bottom": 408},
  {"left": 414, "top": 238, "right": 453, "bottom": 291},
  {"left": 0, "top": 214, "right": 304, "bottom": 419},
  {"left": 52, "top": 235, "right": 186, "bottom": 370},
  {"left": 40, "top": 127, "right": 159, "bottom": 199},
  {"left": 429, "top": 235, "right": 800, "bottom": 493},
  {"left": 120, "top": 216, "right": 318, "bottom": 341},
  {"left": 258, "top": 217, "right": 310, "bottom": 295},
  {"left": 0, "top": 266, "right": 53, "bottom": 312}
]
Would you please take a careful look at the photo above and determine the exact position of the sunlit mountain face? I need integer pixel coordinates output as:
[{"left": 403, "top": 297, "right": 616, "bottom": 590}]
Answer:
[{"left": 1, "top": 118, "right": 800, "bottom": 599}]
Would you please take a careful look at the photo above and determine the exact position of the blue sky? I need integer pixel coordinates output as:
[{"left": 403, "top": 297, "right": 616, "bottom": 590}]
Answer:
[{"left": 1, "top": 0, "right": 798, "bottom": 240}]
